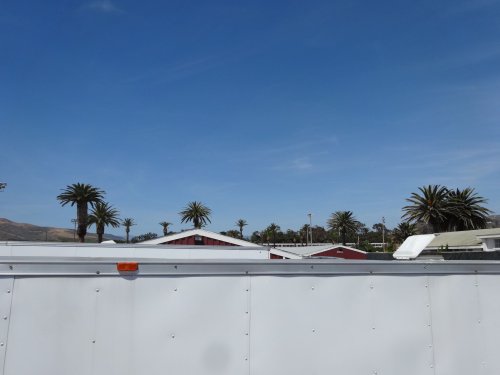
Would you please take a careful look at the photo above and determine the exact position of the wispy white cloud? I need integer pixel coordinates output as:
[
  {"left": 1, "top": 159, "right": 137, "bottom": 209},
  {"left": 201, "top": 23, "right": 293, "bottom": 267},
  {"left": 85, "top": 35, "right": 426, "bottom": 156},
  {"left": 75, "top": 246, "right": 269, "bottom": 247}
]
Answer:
[
  {"left": 84, "top": 0, "right": 123, "bottom": 14},
  {"left": 293, "top": 157, "right": 313, "bottom": 171}
]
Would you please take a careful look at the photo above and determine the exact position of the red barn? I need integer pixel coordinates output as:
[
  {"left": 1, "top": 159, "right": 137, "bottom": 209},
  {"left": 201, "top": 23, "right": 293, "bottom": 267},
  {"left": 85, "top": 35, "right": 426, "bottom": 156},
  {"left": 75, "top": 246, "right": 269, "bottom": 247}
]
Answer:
[{"left": 270, "top": 245, "right": 367, "bottom": 260}]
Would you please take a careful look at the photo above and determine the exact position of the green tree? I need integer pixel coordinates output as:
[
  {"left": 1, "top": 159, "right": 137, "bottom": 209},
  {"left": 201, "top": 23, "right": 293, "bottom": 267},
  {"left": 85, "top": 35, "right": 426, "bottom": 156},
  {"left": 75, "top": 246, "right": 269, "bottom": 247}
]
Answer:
[
  {"left": 87, "top": 202, "right": 121, "bottom": 243},
  {"left": 403, "top": 185, "right": 491, "bottom": 232},
  {"left": 402, "top": 185, "right": 450, "bottom": 233},
  {"left": 159, "top": 221, "right": 172, "bottom": 236},
  {"left": 392, "top": 222, "right": 417, "bottom": 245},
  {"left": 224, "top": 229, "right": 241, "bottom": 239},
  {"left": 57, "top": 183, "right": 105, "bottom": 242},
  {"left": 327, "top": 211, "right": 360, "bottom": 245},
  {"left": 447, "top": 188, "right": 491, "bottom": 230},
  {"left": 266, "top": 223, "right": 281, "bottom": 247},
  {"left": 131, "top": 232, "right": 158, "bottom": 243},
  {"left": 179, "top": 201, "right": 212, "bottom": 229},
  {"left": 122, "top": 218, "right": 135, "bottom": 244},
  {"left": 235, "top": 219, "right": 248, "bottom": 239}
]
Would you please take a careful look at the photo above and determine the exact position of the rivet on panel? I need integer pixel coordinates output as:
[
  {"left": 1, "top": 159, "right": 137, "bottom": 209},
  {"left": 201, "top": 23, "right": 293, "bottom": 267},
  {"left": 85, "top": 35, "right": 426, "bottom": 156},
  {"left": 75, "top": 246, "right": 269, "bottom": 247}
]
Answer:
[
  {"left": 8, "top": 265, "right": 12, "bottom": 270},
  {"left": 245, "top": 332, "right": 249, "bottom": 336},
  {"left": 430, "top": 364, "right": 434, "bottom": 368},
  {"left": 311, "top": 286, "right": 315, "bottom": 290},
  {"left": 95, "top": 289, "right": 100, "bottom": 292},
  {"left": 245, "top": 311, "right": 249, "bottom": 314},
  {"left": 171, "top": 334, "right": 175, "bottom": 339},
  {"left": 0, "top": 343, "right": 4, "bottom": 347},
  {"left": 478, "top": 320, "right": 481, "bottom": 324},
  {"left": 2, "top": 316, "right": 6, "bottom": 320},
  {"left": 312, "top": 329, "right": 315, "bottom": 332},
  {"left": 174, "top": 288, "right": 178, "bottom": 292},
  {"left": 96, "top": 271, "right": 100, "bottom": 275},
  {"left": 6, "top": 290, "right": 10, "bottom": 294},
  {"left": 244, "top": 357, "right": 248, "bottom": 361},
  {"left": 92, "top": 340, "right": 96, "bottom": 344},
  {"left": 424, "top": 284, "right": 428, "bottom": 288}
]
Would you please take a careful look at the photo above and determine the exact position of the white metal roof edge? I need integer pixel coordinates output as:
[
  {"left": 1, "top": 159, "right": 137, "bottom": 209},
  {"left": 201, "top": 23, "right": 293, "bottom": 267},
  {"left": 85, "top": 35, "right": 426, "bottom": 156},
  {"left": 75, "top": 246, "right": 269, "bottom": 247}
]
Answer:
[
  {"left": 477, "top": 234, "right": 500, "bottom": 239},
  {"left": 1, "top": 258, "right": 500, "bottom": 276},
  {"left": 140, "top": 229, "right": 261, "bottom": 247}
]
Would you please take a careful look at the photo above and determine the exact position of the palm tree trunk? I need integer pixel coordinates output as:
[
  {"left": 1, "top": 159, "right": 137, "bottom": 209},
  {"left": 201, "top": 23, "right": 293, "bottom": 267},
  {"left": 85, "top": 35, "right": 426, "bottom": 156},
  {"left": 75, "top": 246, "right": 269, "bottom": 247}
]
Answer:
[
  {"left": 77, "top": 203, "right": 88, "bottom": 243},
  {"left": 97, "top": 224, "right": 104, "bottom": 243},
  {"left": 126, "top": 229, "right": 130, "bottom": 243}
]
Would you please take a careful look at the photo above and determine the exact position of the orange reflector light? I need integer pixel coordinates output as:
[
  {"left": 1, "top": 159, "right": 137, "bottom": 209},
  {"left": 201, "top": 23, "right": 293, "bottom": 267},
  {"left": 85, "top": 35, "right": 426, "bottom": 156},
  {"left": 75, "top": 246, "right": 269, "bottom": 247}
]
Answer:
[{"left": 117, "top": 262, "right": 139, "bottom": 272}]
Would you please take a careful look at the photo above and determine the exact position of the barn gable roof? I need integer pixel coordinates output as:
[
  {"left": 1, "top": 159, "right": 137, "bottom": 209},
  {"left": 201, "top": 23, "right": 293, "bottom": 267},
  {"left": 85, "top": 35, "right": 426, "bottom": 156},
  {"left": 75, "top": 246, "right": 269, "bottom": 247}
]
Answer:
[
  {"left": 272, "top": 244, "right": 366, "bottom": 258},
  {"left": 140, "top": 228, "right": 262, "bottom": 247}
]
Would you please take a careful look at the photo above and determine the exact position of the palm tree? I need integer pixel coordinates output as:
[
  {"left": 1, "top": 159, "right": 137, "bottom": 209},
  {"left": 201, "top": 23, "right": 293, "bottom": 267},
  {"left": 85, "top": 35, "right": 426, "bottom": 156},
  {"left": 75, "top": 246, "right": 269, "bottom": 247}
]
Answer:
[
  {"left": 57, "top": 183, "right": 105, "bottom": 242},
  {"left": 235, "top": 219, "right": 248, "bottom": 239},
  {"left": 266, "top": 223, "right": 281, "bottom": 247},
  {"left": 122, "top": 218, "right": 136, "bottom": 243},
  {"left": 159, "top": 221, "right": 172, "bottom": 236},
  {"left": 402, "top": 185, "right": 450, "bottom": 233},
  {"left": 179, "top": 201, "right": 211, "bottom": 229},
  {"left": 447, "top": 188, "right": 491, "bottom": 231},
  {"left": 87, "top": 202, "right": 121, "bottom": 243},
  {"left": 327, "top": 211, "right": 360, "bottom": 245},
  {"left": 0, "top": 182, "right": 6, "bottom": 191},
  {"left": 392, "top": 222, "right": 417, "bottom": 245}
]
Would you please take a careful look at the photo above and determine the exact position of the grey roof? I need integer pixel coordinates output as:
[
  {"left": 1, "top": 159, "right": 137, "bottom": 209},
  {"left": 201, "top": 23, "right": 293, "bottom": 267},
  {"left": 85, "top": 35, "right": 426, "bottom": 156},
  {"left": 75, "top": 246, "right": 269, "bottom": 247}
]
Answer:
[{"left": 427, "top": 228, "right": 500, "bottom": 249}]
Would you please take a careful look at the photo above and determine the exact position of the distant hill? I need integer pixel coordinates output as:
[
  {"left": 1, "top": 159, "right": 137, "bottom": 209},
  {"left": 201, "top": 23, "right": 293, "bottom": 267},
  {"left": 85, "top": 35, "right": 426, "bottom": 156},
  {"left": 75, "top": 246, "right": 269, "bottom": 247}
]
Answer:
[{"left": 0, "top": 218, "right": 123, "bottom": 242}]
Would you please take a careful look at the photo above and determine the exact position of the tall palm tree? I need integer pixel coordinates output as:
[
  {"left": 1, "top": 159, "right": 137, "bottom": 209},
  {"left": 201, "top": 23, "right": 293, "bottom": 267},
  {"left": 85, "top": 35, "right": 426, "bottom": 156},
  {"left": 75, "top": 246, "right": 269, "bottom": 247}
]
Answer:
[
  {"left": 57, "top": 183, "right": 105, "bottom": 242},
  {"left": 447, "top": 188, "right": 491, "bottom": 231},
  {"left": 266, "top": 223, "right": 281, "bottom": 247},
  {"left": 402, "top": 185, "right": 450, "bottom": 233},
  {"left": 122, "top": 218, "right": 136, "bottom": 243},
  {"left": 88, "top": 202, "right": 121, "bottom": 243},
  {"left": 392, "top": 222, "right": 417, "bottom": 245},
  {"left": 159, "top": 221, "right": 172, "bottom": 236},
  {"left": 327, "top": 211, "right": 360, "bottom": 245},
  {"left": 235, "top": 219, "right": 248, "bottom": 239},
  {"left": 179, "top": 201, "right": 211, "bottom": 229}
]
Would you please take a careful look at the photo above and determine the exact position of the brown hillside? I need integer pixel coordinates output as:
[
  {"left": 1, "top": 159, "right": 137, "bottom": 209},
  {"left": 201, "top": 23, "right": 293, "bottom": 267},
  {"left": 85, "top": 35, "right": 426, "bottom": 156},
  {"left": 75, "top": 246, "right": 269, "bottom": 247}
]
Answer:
[{"left": 0, "top": 218, "right": 123, "bottom": 242}]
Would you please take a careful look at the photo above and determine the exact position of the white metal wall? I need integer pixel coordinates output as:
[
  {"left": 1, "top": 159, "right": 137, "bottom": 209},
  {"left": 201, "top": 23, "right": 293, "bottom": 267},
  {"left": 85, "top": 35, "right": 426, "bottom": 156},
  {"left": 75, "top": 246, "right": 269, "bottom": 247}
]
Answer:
[{"left": 1, "top": 271, "right": 500, "bottom": 374}]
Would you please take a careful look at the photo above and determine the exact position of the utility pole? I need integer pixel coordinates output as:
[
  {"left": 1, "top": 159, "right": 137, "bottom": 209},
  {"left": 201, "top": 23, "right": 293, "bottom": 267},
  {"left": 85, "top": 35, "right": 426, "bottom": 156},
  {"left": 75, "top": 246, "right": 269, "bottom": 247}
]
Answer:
[
  {"left": 308, "top": 213, "right": 312, "bottom": 245},
  {"left": 382, "top": 216, "right": 386, "bottom": 252}
]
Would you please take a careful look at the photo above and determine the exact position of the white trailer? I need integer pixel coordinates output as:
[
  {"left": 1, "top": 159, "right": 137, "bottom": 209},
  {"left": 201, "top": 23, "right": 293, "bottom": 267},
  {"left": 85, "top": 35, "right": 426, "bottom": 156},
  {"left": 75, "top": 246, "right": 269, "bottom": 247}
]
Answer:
[{"left": 0, "top": 251, "right": 499, "bottom": 374}]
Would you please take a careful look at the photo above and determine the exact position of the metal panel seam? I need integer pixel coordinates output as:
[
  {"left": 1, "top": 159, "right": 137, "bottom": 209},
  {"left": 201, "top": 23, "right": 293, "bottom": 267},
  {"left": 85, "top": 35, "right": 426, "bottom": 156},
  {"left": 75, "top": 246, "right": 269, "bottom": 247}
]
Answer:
[
  {"left": 426, "top": 276, "right": 436, "bottom": 375},
  {"left": 1, "top": 277, "right": 15, "bottom": 375},
  {"left": 247, "top": 276, "right": 252, "bottom": 375}
]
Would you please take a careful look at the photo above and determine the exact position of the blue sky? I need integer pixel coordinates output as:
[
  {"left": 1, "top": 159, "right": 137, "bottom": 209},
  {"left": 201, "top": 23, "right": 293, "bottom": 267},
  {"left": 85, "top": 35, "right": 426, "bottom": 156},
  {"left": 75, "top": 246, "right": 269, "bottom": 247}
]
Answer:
[{"left": 1, "top": 0, "right": 499, "bottom": 238}]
